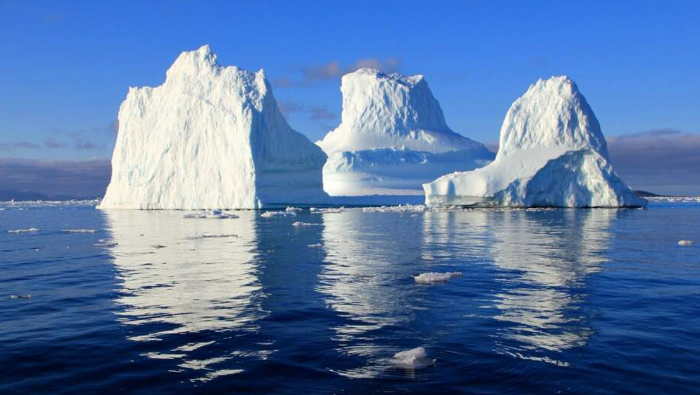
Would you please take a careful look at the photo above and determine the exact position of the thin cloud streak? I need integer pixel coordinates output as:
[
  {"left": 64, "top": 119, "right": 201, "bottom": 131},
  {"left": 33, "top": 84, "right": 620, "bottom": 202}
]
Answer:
[
  {"left": 277, "top": 99, "right": 336, "bottom": 122},
  {"left": 0, "top": 141, "right": 42, "bottom": 151},
  {"left": 274, "top": 57, "right": 402, "bottom": 88}
]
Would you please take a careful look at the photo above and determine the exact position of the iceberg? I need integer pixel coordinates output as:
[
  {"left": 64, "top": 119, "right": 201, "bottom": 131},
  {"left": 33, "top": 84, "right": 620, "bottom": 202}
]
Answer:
[
  {"left": 424, "top": 76, "right": 647, "bottom": 208},
  {"left": 317, "top": 69, "right": 494, "bottom": 196},
  {"left": 98, "top": 45, "right": 327, "bottom": 210}
]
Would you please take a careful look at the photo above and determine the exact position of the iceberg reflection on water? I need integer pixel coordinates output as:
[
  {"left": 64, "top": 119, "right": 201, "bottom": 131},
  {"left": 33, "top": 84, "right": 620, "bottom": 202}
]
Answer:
[
  {"left": 100, "top": 206, "right": 621, "bottom": 383},
  {"left": 105, "top": 210, "right": 269, "bottom": 382}
]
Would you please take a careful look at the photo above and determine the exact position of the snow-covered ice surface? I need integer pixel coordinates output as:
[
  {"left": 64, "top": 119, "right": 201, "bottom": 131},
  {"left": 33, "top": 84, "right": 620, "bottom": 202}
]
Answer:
[
  {"left": 98, "top": 45, "right": 327, "bottom": 210},
  {"left": 317, "top": 69, "right": 494, "bottom": 196},
  {"left": 424, "top": 76, "right": 647, "bottom": 208}
]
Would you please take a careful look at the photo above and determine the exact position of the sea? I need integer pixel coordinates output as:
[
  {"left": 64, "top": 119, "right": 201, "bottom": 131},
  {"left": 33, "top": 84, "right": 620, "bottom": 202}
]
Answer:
[{"left": 1, "top": 198, "right": 699, "bottom": 394}]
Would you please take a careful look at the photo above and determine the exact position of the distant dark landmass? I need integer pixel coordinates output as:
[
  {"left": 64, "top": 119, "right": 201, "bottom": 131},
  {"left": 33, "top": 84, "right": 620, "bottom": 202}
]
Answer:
[
  {"left": 633, "top": 190, "right": 661, "bottom": 198},
  {"left": 0, "top": 189, "right": 98, "bottom": 202}
]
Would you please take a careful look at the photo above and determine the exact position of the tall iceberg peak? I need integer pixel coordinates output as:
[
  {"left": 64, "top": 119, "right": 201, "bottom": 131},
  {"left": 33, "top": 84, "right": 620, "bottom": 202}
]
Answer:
[
  {"left": 99, "top": 45, "right": 327, "bottom": 210},
  {"left": 423, "top": 75, "right": 646, "bottom": 208},
  {"left": 317, "top": 68, "right": 485, "bottom": 155},
  {"left": 316, "top": 68, "right": 494, "bottom": 196},
  {"left": 498, "top": 76, "right": 608, "bottom": 158}
]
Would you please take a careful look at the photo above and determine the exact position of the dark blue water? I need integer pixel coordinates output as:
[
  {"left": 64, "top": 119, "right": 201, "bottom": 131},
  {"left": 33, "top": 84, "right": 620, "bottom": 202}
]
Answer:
[{"left": 1, "top": 201, "right": 699, "bottom": 394}]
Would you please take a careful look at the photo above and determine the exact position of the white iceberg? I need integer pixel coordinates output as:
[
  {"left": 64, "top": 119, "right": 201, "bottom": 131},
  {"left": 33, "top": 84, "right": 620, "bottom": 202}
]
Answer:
[
  {"left": 424, "top": 76, "right": 647, "bottom": 208},
  {"left": 98, "top": 45, "right": 327, "bottom": 210},
  {"left": 317, "top": 69, "right": 494, "bottom": 196},
  {"left": 678, "top": 240, "right": 694, "bottom": 246}
]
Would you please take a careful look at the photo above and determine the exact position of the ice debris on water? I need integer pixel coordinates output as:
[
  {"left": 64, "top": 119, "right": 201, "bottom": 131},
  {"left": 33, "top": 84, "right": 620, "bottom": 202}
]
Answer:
[
  {"left": 61, "top": 229, "right": 97, "bottom": 233},
  {"left": 310, "top": 207, "right": 344, "bottom": 214},
  {"left": 10, "top": 294, "right": 31, "bottom": 299},
  {"left": 414, "top": 272, "right": 463, "bottom": 284},
  {"left": 678, "top": 240, "right": 694, "bottom": 246},
  {"left": 261, "top": 211, "right": 297, "bottom": 218},
  {"left": 285, "top": 207, "right": 303, "bottom": 212},
  {"left": 183, "top": 210, "right": 239, "bottom": 219},
  {"left": 308, "top": 243, "right": 323, "bottom": 248},
  {"left": 390, "top": 347, "right": 435, "bottom": 369},
  {"left": 361, "top": 204, "right": 426, "bottom": 213},
  {"left": 8, "top": 228, "right": 40, "bottom": 233}
]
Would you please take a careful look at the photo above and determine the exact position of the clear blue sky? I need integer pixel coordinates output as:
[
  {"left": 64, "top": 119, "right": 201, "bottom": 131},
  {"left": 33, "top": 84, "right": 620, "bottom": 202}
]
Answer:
[{"left": 1, "top": 0, "right": 699, "bottom": 195}]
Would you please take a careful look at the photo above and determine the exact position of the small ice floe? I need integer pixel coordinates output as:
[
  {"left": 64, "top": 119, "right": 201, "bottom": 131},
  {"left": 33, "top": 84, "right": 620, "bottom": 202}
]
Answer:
[
  {"left": 285, "top": 207, "right": 303, "bottom": 212},
  {"left": 61, "top": 228, "right": 97, "bottom": 233},
  {"left": 414, "top": 272, "right": 463, "bottom": 284},
  {"left": 292, "top": 221, "right": 320, "bottom": 227},
  {"left": 678, "top": 240, "right": 694, "bottom": 246},
  {"left": 390, "top": 347, "right": 435, "bottom": 370},
  {"left": 261, "top": 211, "right": 297, "bottom": 218},
  {"left": 308, "top": 243, "right": 323, "bottom": 248},
  {"left": 9, "top": 294, "right": 31, "bottom": 299},
  {"left": 8, "top": 228, "right": 40, "bottom": 234}
]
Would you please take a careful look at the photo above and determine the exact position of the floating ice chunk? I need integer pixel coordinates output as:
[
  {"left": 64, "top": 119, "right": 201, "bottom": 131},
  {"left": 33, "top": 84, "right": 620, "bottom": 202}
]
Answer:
[
  {"left": 414, "top": 272, "right": 463, "bottom": 284},
  {"left": 292, "top": 221, "right": 320, "bottom": 227},
  {"left": 286, "top": 207, "right": 303, "bottom": 212},
  {"left": 308, "top": 243, "right": 323, "bottom": 248},
  {"left": 261, "top": 211, "right": 297, "bottom": 218},
  {"left": 678, "top": 240, "right": 694, "bottom": 246},
  {"left": 9, "top": 294, "right": 31, "bottom": 299},
  {"left": 390, "top": 347, "right": 435, "bottom": 369},
  {"left": 61, "top": 228, "right": 97, "bottom": 233},
  {"left": 8, "top": 228, "right": 40, "bottom": 233},
  {"left": 310, "top": 207, "right": 344, "bottom": 214}
]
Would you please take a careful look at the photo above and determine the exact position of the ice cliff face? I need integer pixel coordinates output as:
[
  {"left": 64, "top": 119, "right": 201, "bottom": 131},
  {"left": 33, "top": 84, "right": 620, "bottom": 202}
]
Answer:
[
  {"left": 317, "top": 69, "right": 494, "bottom": 196},
  {"left": 98, "top": 45, "right": 327, "bottom": 209},
  {"left": 423, "top": 76, "right": 647, "bottom": 207}
]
